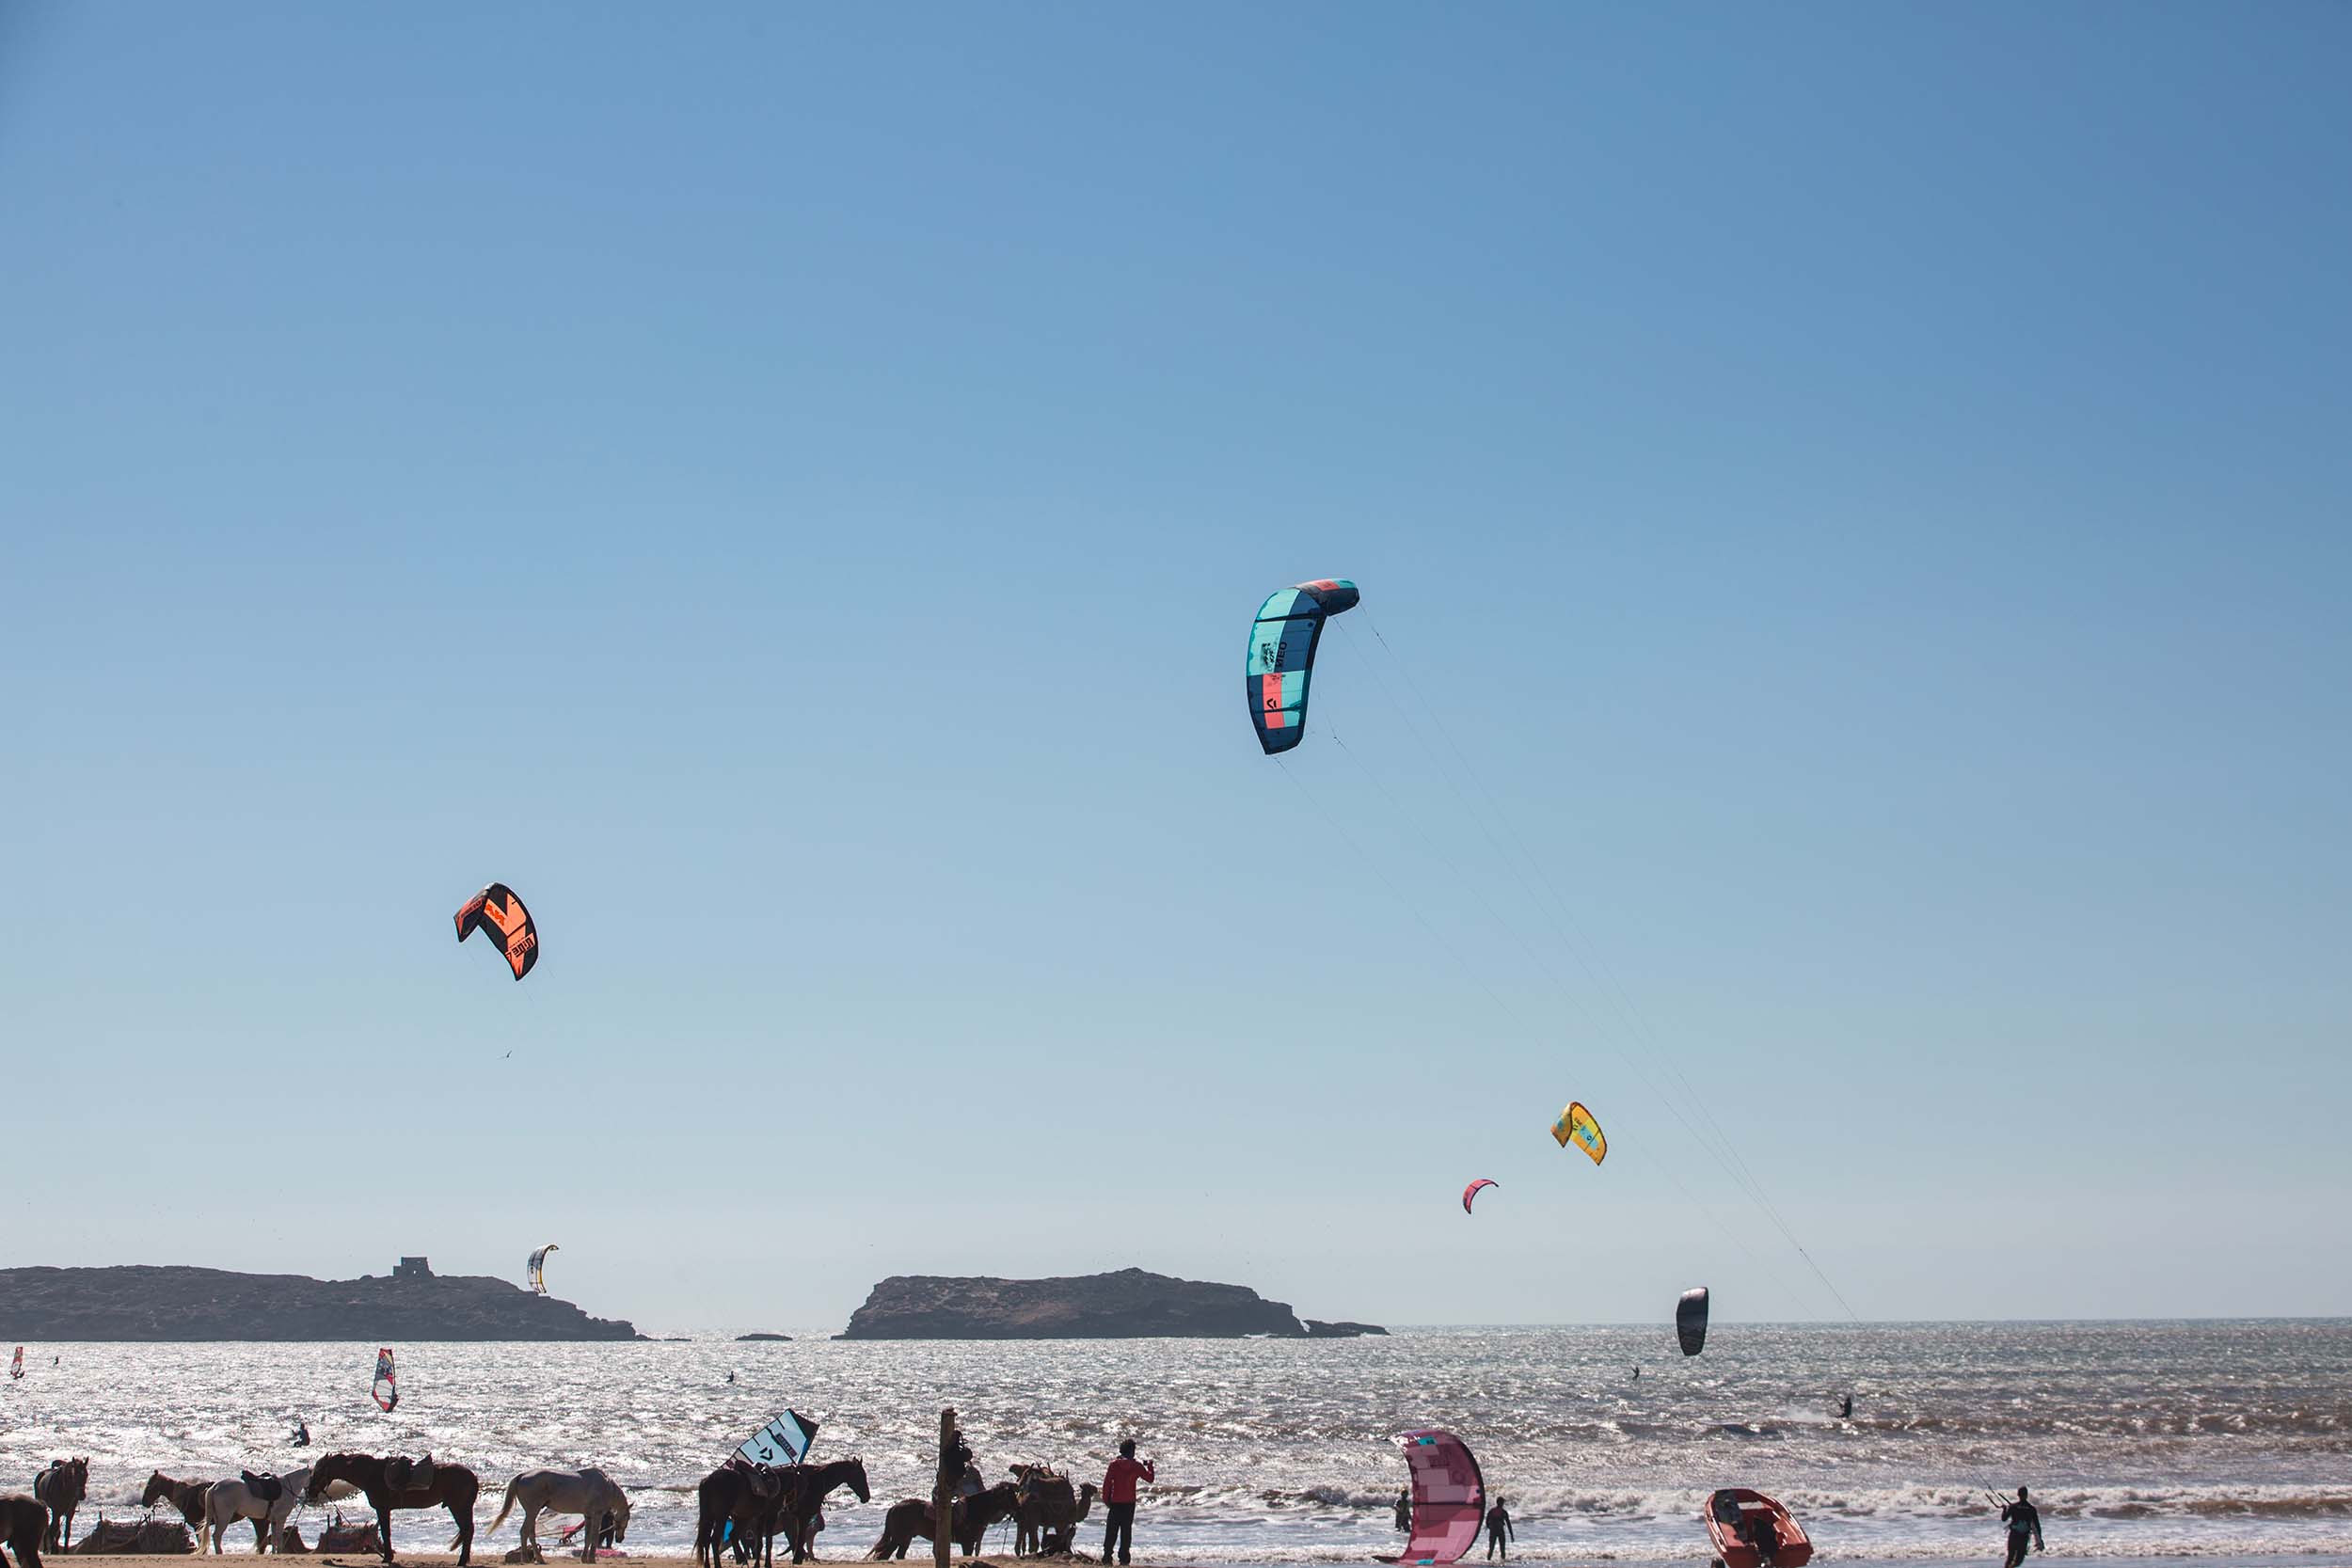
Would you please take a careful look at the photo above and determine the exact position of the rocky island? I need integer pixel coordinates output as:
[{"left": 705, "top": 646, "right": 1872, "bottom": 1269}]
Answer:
[
  {"left": 0, "top": 1260, "right": 643, "bottom": 1341},
  {"left": 837, "top": 1267, "right": 1386, "bottom": 1339}
]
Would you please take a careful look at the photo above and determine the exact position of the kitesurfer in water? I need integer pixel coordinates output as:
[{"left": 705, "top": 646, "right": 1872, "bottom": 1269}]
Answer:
[
  {"left": 291, "top": 1419, "right": 310, "bottom": 1448},
  {"left": 2000, "top": 1488, "right": 2043, "bottom": 1568},
  {"left": 1839, "top": 1394, "right": 1853, "bottom": 1420},
  {"left": 1101, "top": 1440, "right": 1153, "bottom": 1568},
  {"left": 1485, "top": 1497, "right": 1514, "bottom": 1560},
  {"left": 1394, "top": 1486, "right": 1413, "bottom": 1534},
  {"left": 1631, "top": 1365, "right": 1641, "bottom": 1381}
]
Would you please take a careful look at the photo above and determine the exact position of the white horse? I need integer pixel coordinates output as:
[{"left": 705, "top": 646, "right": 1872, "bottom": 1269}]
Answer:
[
  {"left": 484, "top": 1467, "right": 631, "bottom": 1563},
  {"left": 204, "top": 1464, "right": 356, "bottom": 1554}
]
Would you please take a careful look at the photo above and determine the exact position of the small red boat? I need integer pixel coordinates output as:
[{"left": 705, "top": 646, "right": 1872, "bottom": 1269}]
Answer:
[{"left": 1703, "top": 1488, "right": 1812, "bottom": 1568}]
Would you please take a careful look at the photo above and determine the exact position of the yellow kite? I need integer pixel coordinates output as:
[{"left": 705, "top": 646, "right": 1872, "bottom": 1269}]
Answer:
[{"left": 1551, "top": 1101, "right": 1606, "bottom": 1164}]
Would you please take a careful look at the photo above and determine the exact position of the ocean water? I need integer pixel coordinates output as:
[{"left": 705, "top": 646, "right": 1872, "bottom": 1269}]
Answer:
[{"left": 3, "top": 1323, "right": 2347, "bottom": 1563}]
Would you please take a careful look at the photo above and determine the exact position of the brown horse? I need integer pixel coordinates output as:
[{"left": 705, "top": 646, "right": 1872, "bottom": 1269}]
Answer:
[
  {"left": 0, "top": 1495, "right": 50, "bottom": 1568},
  {"left": 304, "top": 1454, "right": 479, "bottom": 1566},
  {"left": 866, "top": 1483, "right": 1022, "bottom": 1560},
  {"left": 769, "top": 1459, "right": 870, "bottom": 1567},
  {"left": 140, "top": 1473, "right": 214, "bottom": 1538},
  {"left": 695, "top": 1463, "right": 786, "bottom": 1568},
  {"left": 31, "top": 1461, "right": 86, "bottom": 1553}
]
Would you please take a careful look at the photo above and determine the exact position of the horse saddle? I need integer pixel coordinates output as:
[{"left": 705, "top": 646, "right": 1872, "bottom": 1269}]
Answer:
[
  {"left": 242, "top": 1471, "right": 285, "bottom": 1504},
  {"left": 387, "top": 1455, "right": 438, "bottom": 1493}
]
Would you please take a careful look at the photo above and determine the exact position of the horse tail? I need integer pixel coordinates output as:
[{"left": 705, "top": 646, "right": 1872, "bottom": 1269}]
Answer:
[{"left": 485, "top": 1480, "right": 520, "bottom": 1538}]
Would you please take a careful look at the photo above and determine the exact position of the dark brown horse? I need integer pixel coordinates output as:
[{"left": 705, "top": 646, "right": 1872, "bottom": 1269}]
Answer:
[
  {"left": 0, "top": 1495, "right": 50, "bottom": 1568},
  {"left": 31, "top": 1461, "right": 85, "bottom": 1553},
  {"left": 770, "top": 1459, "right": 870, "bottom": 1567},
  {"left": 866, "top": 1483, "right": 1022, "bottom": 1560},
  {"left": 140, "top": 1472, "right": 214, "bottom": 1538},
  {"left": 695, "top": 1463, "right": 786, "bottom": 1568},
  {"left": 304, "top": 1453, "right": 479, "bottom": 1565}
]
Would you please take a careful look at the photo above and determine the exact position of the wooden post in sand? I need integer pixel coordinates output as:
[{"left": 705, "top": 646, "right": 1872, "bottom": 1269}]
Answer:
[{"left": 934, "top": 1408, "right": 957, "bottom": 1568}]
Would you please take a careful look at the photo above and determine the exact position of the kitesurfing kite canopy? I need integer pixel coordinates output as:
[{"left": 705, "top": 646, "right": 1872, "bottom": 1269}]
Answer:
[
  {"left": 1387, "top": 1429, "right": 1487, "bottom": 1566},
  {"left": 371, "top": 1347, "right": 398, "bottom": 1411},
  {"left": 736, "top": 1409, "right": 819, "bottom": 1469},
  {"left": 1551, "top": 1101, "right": 1606, "bottom": 1164},
  {"left": 1677, "top": 1287, "right": 1710, "bottom": 1356},
  {"left": 454, "top": 882, "right": 538, "bottom": 980},
  {"left": 1247, "top": 578, "right": 1359, "bottom": 754},
  {"left": 527, "top": 1243, "right": 559, "bottom": 1295},
  {"left": 1461, "top": 1179, "right": 1498, "bottom": 1215}
]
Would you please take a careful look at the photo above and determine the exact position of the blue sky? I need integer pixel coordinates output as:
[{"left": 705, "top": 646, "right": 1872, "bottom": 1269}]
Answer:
[{"left": 4, "top": 2, "right": 2346, "bottom": 1334}]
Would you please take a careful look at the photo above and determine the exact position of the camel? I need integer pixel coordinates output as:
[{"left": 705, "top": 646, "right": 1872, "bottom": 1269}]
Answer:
[
  {"left": 1008, "top": 1468, "right": 1098, "bottom": 1558},
  {"left": 305, "top": 1452, "right": 481, "bottom": 1565},
  {"left": 31, "top": 1461, "right": 86, "bottom": 1554},
  {"left": 0, "top": 1495, "right": 50, "bottom": 1568},
  {"left": 866, "top": 1483, "right": 1022, "bottom": 1560},
  {"left": 484, "top": 1469, "right": 630, "bottom": 1564},
  {"left": 141, "top": 1472, "right": 214, "bottom": 1539}
]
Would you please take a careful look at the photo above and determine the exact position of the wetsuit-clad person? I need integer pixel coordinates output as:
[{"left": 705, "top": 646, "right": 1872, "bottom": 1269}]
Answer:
[
  {"left": 292, "top": 1420, "right": 310, "bottom": 1448},
  {"left": 1395, "top": 1487, "right": 1413, "bottom": 1534},
  {"left": 2001, "top": 1488, "right": 2043, "bottom": 1568},
  {"left": 1102, "top": 1439, "right": 1153, "bottom": 1567},
  {"left": 1485, "top": 1497, "right": 1514, "bottom": 1560},
  {"left": 1839, "top": 1394, "right": 1853, "bottom": 1420}
]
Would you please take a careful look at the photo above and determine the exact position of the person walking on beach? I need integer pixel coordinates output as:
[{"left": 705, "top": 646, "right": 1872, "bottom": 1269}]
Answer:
[
  {"left": 1101, "top": 1439, "right": 1153, "bottom": 1567},
  {"left": 1484, "top": 1497, "right": 1514, "bottom": 1560},
  {"left": 1394, "top": 1486, "right": 1413, "bottom": 1534},
  {"left": 2000, "top": 1487, "right": 2043, "bottom": 1568}
]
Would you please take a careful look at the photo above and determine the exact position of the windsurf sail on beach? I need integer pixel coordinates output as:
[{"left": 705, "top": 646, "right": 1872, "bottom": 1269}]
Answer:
[
  {"left": 1551, "top": 1101, "right": 1606, "bottom": 1164},
  {"left": 735, "top": 1409, "right": 818, "bottom": 1468},
  {"left": 454, "top": 881, "right": 539, "bottom": 980},
  {"left": 1461, "top": 1179, "right": 1497, "bottom": 1214},
  {"left": 8, "top": 1346, "right": 20, "bottom": 1380},
  {"left": 1247, "top": 578, "right": 1359, "bottom": 754},
  {"left": 1387, "top": 1429, "right": 1486, "bottom": 1566},
  {"left": 1677, "top": 1287, "right": 1709, "bottom": 1356},
  {"left": 527, "top": 1243, "right": 558, "bottom": 1294},
  {"left": 372, "top": 1347, "right": 398, "bottom": 1411}
]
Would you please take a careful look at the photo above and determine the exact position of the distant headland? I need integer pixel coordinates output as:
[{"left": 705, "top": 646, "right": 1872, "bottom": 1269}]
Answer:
[
  {"left": 0, "top": 1260, "right": 643, "bottom": 1341},
  {"left": 837, "top": 1267, "right": 1386, "bottom": 1339}
]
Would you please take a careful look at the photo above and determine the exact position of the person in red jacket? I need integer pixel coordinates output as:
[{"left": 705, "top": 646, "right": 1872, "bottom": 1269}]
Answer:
[{"left": 1101, "top": 1439, "right": 1154, "bottom": 1566}]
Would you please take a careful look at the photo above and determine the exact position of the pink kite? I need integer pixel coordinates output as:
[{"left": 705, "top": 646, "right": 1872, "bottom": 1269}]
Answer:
[
  {"left": 1461, "top": 1179, "right": 1498, "bottom": 1215},
  {"left": 1387, "top": 1429, "right": 1486, "bottom": 1566}
]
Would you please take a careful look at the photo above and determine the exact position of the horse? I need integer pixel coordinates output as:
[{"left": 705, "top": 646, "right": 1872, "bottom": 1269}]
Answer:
[
  {"left": 866, "top": 1483, "right": 1022, "bottom": 1560},
  {"left": 484, "top": 1468, "right": 630, "bottom": 1564},
  {"left": 695, "top": 1464, "right": 786, "bottom": 1568},
  {"left": 770, "top": 1459, "right": 869, "bottom": 1566},
  {"left": 201, "top": 1463, "right": 342, "bottom": 1553},
  {"left": 31, "top": 1461, "right": 86, "bottom": 1553},
  {"left": 140, "top": 1473, "right": 214, "bottom": 1540},
  {"left": 0, "top": 1495, "right": 50, "bottom": 1568},
  {"left": 305, "top": 1453, "right": 480, "bottom": 1566},
  {"left": 1008, "top": 1467, "right": 1097, "bottom": 1559}
]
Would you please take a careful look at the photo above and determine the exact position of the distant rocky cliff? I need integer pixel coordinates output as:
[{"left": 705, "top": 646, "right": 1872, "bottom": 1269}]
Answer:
[
  {"left": 0, "top": 1264, "right": 643, "bottom": 1341},
  {"left": 837, "top": 1267, "right": 1385, "bottom": 1339}
]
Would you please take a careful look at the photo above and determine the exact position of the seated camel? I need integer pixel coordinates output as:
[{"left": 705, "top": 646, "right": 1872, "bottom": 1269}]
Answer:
[
  {"left": 1008, "top": 1468, "right": 1099, "bottom": 1558},
  {"left": 866, "top": 1484, "right": 1022, "bottom": 1560}
]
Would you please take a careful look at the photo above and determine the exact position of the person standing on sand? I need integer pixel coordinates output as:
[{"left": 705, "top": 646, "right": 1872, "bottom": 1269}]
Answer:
[
  {"left": 2000, "top": 1487, "right": 2043, "bottom": 1568},
  {"left": 1101, "top": 1439, "right": 1153, "bottom": 1567},
  {"left": 1484, "top": 1497, "right": 1514, "bottom": 1560}
]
